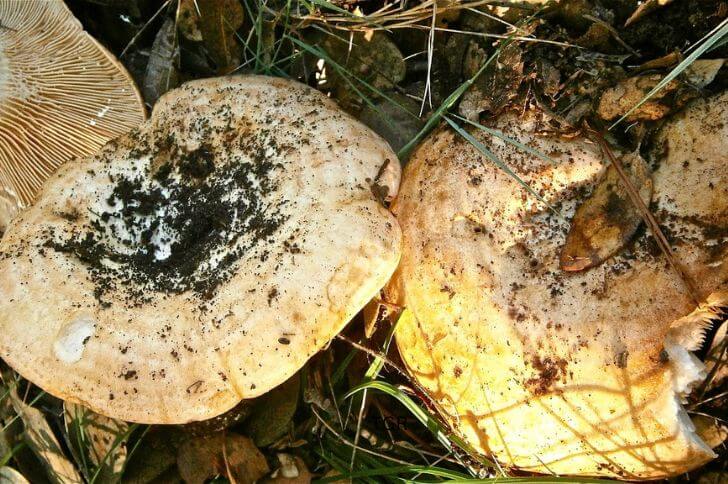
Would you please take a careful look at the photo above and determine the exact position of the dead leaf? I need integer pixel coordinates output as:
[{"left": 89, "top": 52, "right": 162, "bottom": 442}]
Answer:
[
  {"left": 358, "top": 92, "right": 424, "bottom": 154},
  {"left": 634, "top": 51, "right": 682, "bottom": 73},
  {"left": 177, "top": 0, "right": 202, "bottom": 42},
  {"left": 625, "top": 0, "right": 674, "bottom": 27},
  {"left": 597, "top": 74, "right": 684, "bottom": 122},
  {"left": 63, "top": 402, "right": 128, "bottom": 483},
  {"left": 684, "top": 59, "right": 725, "bottom": 89},
  {"left": 8, "top": 390, "right": 82, "bottom": 484},
  {"left": 561, "top": 153, "right": 653, "bottom": 272},
  {"left": 196, "top": 0, "right": 244, "bottom": 74},
  {"left": 0, "top": 188, "right": 21, "bottom": 236},
  {"left": 243, "top": 373, "right": 300, "bottom": 447},
  {"left": 312, "top": 31, "right": 405, "bottom": 110},
  {"left": 693, "top": 414, "right": 728, "bottom": 449},
  {"left": 0, "top": 466, "right": 30, "bottom": 484},
  {"left": 262, "top": 454, "right": 311, "bottom": 483},
  {"left": 459, "top": 42, "right": 524, "bottom": 120},
  {"left": 121, "top": 427, "right": 184, "bottom": 484},
  {"left": 143, "top": 16, "right": 180, "bottom": 104},
  {"left": 176, "top": 433, "right": 269, "bottom": 484}
]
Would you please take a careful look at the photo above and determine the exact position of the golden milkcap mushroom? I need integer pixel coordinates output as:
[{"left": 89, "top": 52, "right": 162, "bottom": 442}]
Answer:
[
  {"left": 387, "top": 92, "right": 728, "bottom": 479},
  {"left": 0, "top": 75, "right": 401, "bottom": 424},
  {"left": 0, "top": 0, "right": 145, "bottom": 227}
]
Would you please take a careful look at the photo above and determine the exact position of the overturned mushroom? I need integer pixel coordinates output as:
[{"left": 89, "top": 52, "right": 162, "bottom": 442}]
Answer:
[
  {"left": 0, "top": 0, "right": 145, "bottom": 228},
  {"left": 387, "top": 92, "right": 728, "bottom": 479},
  {"left": 0, "top": 75, "right": 401, "bottom": 424}
]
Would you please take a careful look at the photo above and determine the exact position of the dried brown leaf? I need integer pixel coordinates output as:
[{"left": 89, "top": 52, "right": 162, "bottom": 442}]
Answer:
[
  {"left": 0, "top": 466, "right": 30, "bottom": 484},
  {"left": 63, "top": 402, "right": 128, "bottom": 483},
  {"left": 176, "top": 433, "right": 269, "bottom": 484},
  {"left": 684, "top": 59, "right": 726, "bottom": 89},
  {"left": 597, "top": 74, "right": 680, "bottom": 122},
  {"left": 560, "top": 153, "right": 653, "bottom": 272},
  {"left": 8, "top": 390, "right": 82, "bottom": 484},
  {"left": 196, "top": 0, "right": 244, "bottom": 74},
  {"left": 177, "top": 0, "right": 202, "bottom": 42},
  {"left": 310, "top": 31, "right": 405, "bottom": 110},
  {"left": 243, "top": 374, "right": 300, "bottom": 447},
  {"left": 143, "top": 16, "right": 180, "bottom": 104},
  {"left": 625, "top": 0, "right": 674, "bottom": 27},
  {"left": 459, "top": 42, "right": 523, "bottom": 120},
  {"left": 121, "top": 427, "right": 184, "bottom": 484}
]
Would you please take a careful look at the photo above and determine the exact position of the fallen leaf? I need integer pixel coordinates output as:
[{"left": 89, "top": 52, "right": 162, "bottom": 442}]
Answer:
[
  {"left": 0, "top": 466, "right": 30, "bottom": 484},
  {"left": 177, "top": 0, "right": 202, "bottom": 42},
  {"left": 196, "top": 0, "right": 244, "bottom": 74},
  {"left": 625, "top": 0, "right": 674, "bottom": 27},
  {"left": 358, "top": 92, "right": 424, "bottom": 154},
  {"left": 143, "top": 16, "right": 180, "bottom": 104},
  {"left": 8, "top": 390, "right": 82, "bottom": 484},
  {"left": 634, "top": 51, "right": 682, "bottom": 73},
  {"left": 63, "top": 402, "right": 128, "bottom": 483},
  {"left": 120, "top": 427, "right": 184, "bottom": 484},
  {"left": 243, "top": 374, "right": 300, "bottom": 447},
  {"left": 459, "top": 42, "right": 524, "bottom": 120},
  {"left": 176, "top": 433, "right": 269, "bottom": 484},
  {"left": 312, "top": 31, "right": 405, "bottom": 110},
  {"left": 597, "top": 74, "right": 686, "bottom": 122},
  {"left": 560, "top": 152, "right": 653, "bottom": 272},
  {"left": 684, "top": 59, "right": 725, "bottom": 89},
  {"left": 693, "top": 414, "right": 728, "bottom": 449}
]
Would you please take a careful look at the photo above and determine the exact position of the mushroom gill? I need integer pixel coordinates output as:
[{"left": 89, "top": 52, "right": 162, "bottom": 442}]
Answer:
[
  {"left": 0, "top": 0, "right": 145, "bottom": 226},
  {"left": 387, "top": 91, "right": 728, "bottom": 479}
]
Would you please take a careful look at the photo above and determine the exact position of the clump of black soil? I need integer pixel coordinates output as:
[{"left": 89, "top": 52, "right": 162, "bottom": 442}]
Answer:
[{"left": 46, "top": 133, "right": 288, "bottom": 307}]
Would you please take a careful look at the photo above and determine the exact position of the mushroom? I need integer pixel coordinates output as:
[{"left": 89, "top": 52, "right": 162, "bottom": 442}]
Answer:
[
  {"left": 387, "top": 91, "right": 728, "bottom": 479},
  {"left": 0, "top": 75, "right": 401, "bottom": 424},
  {"left": 0, "top": 0, "right": 145, "bottom": 229}
]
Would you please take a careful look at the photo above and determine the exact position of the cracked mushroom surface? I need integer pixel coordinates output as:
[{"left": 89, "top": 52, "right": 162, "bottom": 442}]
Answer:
[
  {"left": 387, "top": 92, "right": 728, "bottom": 479},
  {"left": 0, "top": 75, "right": 401, "bottom": 424},
  {"left": 0, "top": 0, "right": 145, "bottom": 228}
]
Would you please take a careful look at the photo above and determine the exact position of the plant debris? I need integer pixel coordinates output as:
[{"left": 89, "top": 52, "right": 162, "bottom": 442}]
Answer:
[{"left": 561, "top": 152, "right": 653, "bottom": 272}]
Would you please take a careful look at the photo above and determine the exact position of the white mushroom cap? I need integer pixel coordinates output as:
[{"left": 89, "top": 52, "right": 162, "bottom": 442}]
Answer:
[
  {"left": 0, "top": 0, "right": 145, "bottom": 223},
  {"left": 387, "top": 92, "right": 728, "bottom": 479},
  {"left": 0, "top": 75, "right": 401, "bottom": 424}
]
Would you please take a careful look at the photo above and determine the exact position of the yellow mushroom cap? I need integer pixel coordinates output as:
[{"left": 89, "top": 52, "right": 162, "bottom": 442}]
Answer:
[
  {"left": 0, "top": 0, "right": 145, "bottom": 225},
  {"left": 387, "top": 92, "right": 728, "bottom": 479},
  {"left": 0, "top": 75, "right": 401, "bottom": 424}
]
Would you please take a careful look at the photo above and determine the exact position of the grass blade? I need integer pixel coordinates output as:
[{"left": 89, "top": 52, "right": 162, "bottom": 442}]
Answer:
[{"left": 609, "top": 17, "right": 728, "bottom": 129}]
